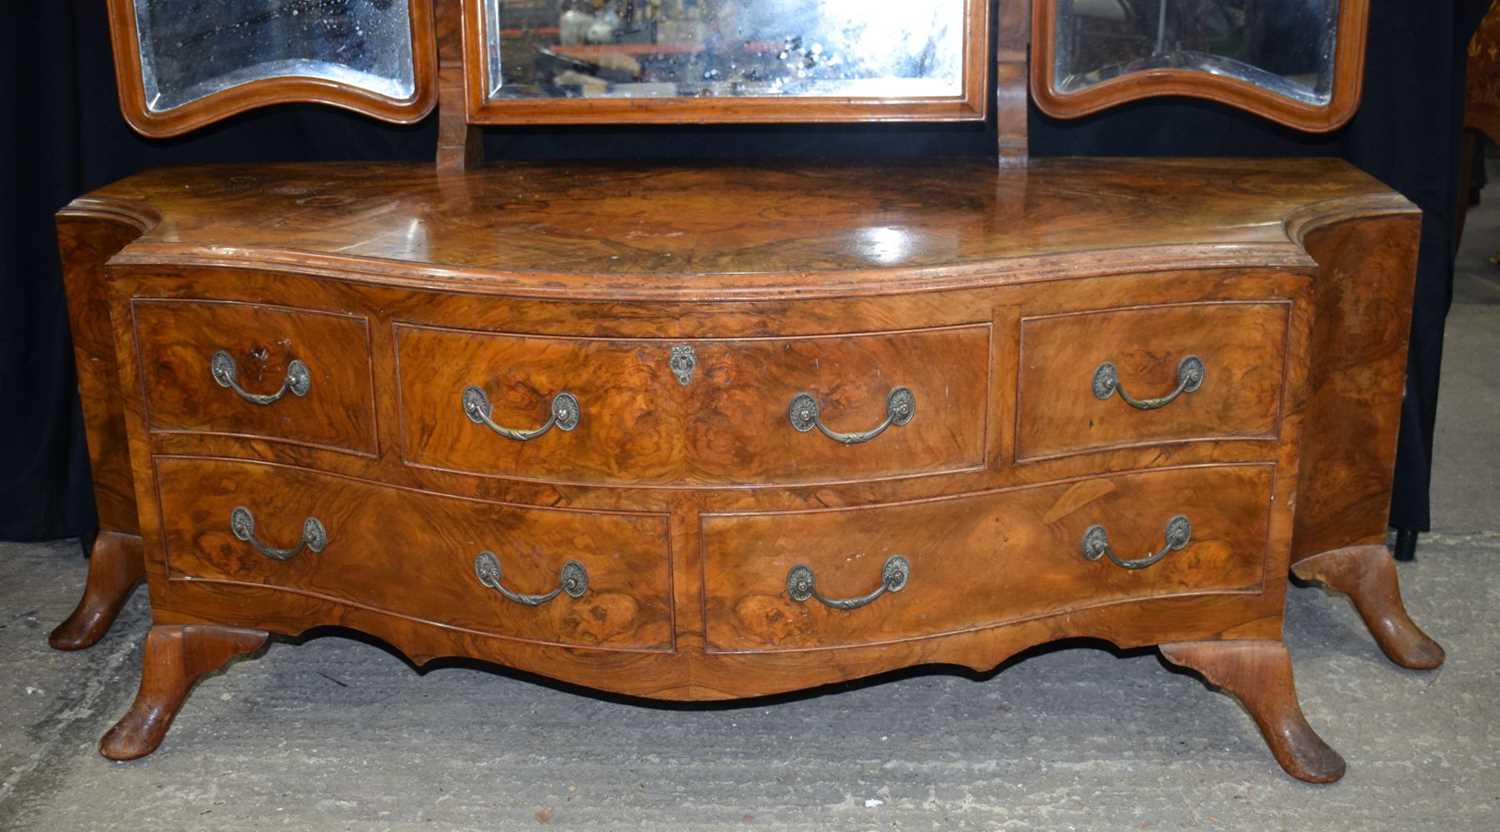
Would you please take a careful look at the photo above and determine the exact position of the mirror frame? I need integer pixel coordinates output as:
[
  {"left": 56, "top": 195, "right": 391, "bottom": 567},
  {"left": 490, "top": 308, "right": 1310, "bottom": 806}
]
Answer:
[
  {"left": 106, "top": 0, "right": 439, "bottom": 138},
  {"left": 1030, "top": 0, "right": 1369, "bottom": 132},
  {"left": 461, "top": 0, "right": 990, "bottom": 124}
]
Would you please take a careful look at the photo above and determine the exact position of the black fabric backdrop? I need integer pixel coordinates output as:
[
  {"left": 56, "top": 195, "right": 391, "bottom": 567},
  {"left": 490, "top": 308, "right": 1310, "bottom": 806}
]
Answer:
[{"left": 2, "top": 2, "right": 1488, "bottom": 550}]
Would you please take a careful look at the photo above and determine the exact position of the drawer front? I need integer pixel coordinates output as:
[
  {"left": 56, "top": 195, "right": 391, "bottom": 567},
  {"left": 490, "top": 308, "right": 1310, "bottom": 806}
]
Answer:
[
  {"left": 132, "top": 299, "right": 377, "bottom": 454},
  {"left": 155, "top": 458, "right": 674, "bottom": 651},
  {"left": 701, "top": 466, "right": 1272, "bottom": 652},
  {"left": 396, "top": 323, "right": 990, "bottom": 486},
  {"left": 1017, "top": 302, "right": 1289, "bottom": 460}
]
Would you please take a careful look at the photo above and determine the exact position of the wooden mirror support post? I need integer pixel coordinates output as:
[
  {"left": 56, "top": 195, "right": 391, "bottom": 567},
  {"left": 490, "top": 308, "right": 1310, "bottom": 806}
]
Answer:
[
  {"left": 48, "top": 0, "right": 1440, "bottom": 782},
  {"left": 435, "top": 0, "right": 481, "bottom": 174}
]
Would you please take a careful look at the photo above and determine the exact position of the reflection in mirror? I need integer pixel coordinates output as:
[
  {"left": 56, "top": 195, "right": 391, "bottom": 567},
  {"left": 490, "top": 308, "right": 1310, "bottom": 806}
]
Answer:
[
  {"left": 480, "top": 0, "right": 966, "bottom": 101},
  {"left": 1053, "top": 0, "right": 1338, "bottom": 105},
  {"left": 133, "top": 0, "right": 417, "bottom": 112}
]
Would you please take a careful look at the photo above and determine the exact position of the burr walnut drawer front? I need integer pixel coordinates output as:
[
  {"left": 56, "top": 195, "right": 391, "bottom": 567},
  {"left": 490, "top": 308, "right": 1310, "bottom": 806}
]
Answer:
[
  {"left": 153, "top": 457, "right": 674, "bottom": 651},
  {"left": 1016, "top": 302, "right": 1291, "bottom": 461},
  {"left": 700, "top": 465, "right": 1272, "bottom": 652},
  {"left": 395, "top": 322, "right": 990, "bottom": 486},
  {"left": 130, "top": 299, "right": 377, "bottom": 454}
]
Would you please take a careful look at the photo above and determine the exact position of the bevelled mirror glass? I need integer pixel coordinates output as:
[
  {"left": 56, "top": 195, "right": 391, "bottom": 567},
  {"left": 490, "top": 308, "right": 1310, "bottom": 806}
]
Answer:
[
  {"left": 1056, "top": 0, "right": 1336, "bottom": 104},
  {"left": 109, "top": 0, "right": 437, "bottom": 136},
  {"left": 1033, "top": 0, "right": 1368, "bottom": 132},
  {"left": 134, "top": 0, "right": 417, "bottom": 111},
  {"left": 466, "top": 0, "right": 990, "bottom": 123}
]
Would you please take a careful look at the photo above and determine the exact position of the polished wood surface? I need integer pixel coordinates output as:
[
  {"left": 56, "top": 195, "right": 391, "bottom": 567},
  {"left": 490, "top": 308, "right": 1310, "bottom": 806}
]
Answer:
[
  {"left": 1286, "top": 211, "right": 1444, "bottom": 664},
  {"left": 56, "top": 212, "right": 148, "bottom": 536},
  {"left": 1290, "top": 215, "right": 1420, "bottom": 559},
  {"left": 1161, "top": 640, "right": 1345, "bottom": 783},
  {"left": 48, "top": 533, "right": 145, "bottom": 651},
  {"left": 100, "top": 625, "right": 268, "bottom": 761},
  {"left": 1017, "top": 301, "right": 1289, "bottom": 461},
  {"left": 132, "top": 299, "right": 378, "bottom": 455},
  {"left": 49, "top": 208, "right": 151, "bottom": 653},
  {"left": 702, "top": 465, "right": 1274, "bottom": 652},
  {"left": 154, "top": 457, "right": 674, "bottom": 651},
  {"left": 87, "top": 158, "right": 1403, "bottom": 296},
  {"left": 1030, "top": 0, "right": 1370, "bottom": 133},
  {"left": 55, "top": 156, "right": 1414, "bottom": 780},
  {"left": 104, "top": 0, "right": 438, "bottom": 138},
  {"left": 995, "top": 0, "right": 1032, "bottom": 165},
  {"left": 460, "top": 0, "right": 989, "bottom": 125},
  {"left": 396, "top": 322, "right": 989, "bottom": 486},
  {"left": 435, "top": 0, "right": 481, "bottom": 173},
  {"left": 1293, "top": 545, "right": 1445, "bottom": 670}
]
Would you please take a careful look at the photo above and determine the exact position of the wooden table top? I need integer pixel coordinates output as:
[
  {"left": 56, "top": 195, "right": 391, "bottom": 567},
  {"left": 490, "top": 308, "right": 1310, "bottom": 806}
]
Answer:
[{"left": 71, "top": 157, "right": 1410, "bottom": 300}]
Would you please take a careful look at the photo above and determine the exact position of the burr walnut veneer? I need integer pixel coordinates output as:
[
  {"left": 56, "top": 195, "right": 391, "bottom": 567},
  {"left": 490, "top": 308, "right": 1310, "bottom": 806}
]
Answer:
[{"left": 54, "top": 157, "right": 1437, "bottom": 781}]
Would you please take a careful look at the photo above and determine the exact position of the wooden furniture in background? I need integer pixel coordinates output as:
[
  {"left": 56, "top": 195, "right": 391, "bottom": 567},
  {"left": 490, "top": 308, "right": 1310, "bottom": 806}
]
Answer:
[
  {"left": 49, "top": 0, "right": 1443, "bottom": 782},
  {"left": 1458, "top": 0, "right": 1500, "bottom": 249}
]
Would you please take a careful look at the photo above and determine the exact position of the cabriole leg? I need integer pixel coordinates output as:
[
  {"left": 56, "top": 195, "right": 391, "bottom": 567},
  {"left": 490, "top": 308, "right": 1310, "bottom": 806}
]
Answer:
[
  {"left": 1160, "top": 640, "right": 1345, "bottom": 784},
  {"left": 1293, "top": 544, "right": 1445, "bottom": 670},
  {"left": 100, "top": 624, "right": 268, "bottom": 761},
  {"left": 49, "top": 532, "right": 145, "bottom": 651}
]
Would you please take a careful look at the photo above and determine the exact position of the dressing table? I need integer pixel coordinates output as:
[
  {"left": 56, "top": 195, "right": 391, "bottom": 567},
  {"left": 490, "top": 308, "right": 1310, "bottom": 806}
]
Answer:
[{"left": 50, "top": 0, "right": 1444, "bottom": 782}]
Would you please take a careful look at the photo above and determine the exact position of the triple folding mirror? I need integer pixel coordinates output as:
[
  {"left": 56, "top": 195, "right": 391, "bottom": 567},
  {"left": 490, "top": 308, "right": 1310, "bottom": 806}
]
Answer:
[{"left": 106, "top": 0, "right": 1367, "bottom": 136}]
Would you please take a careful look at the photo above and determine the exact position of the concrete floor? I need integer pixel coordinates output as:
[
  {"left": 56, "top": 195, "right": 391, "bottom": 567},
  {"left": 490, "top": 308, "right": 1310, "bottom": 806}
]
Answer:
[{"left": 3, "top": 196, "right": 1499, "bottom": 831}]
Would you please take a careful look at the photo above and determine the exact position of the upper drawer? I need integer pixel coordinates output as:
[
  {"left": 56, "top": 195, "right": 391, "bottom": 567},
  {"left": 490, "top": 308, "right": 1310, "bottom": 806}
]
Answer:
[
  {"left": 154, "top": 457, "right": 674, "bottom": 652},
  {"left": 701, "top": 465, "right": 1272, "bottom": 653},
  {"left": 131, "top": 299, "right": 377, "bottom": 455},
  {"left": 395, "top": 323, "right": 991, "bottom": 487},
  {"left": 1016, "top": 302, "right": 1290, "bottom": 461}
]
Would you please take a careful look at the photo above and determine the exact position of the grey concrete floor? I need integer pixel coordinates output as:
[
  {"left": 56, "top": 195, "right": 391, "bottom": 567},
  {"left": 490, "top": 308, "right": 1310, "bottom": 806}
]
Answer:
[{"left": 4, "top": 193, "right": 1500, "bottom": 832}]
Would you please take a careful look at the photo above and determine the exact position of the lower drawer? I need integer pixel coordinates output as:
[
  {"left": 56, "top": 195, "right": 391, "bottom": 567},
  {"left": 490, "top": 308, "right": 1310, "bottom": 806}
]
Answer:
[
  {"left": 154, "top": 458, "right": 674, "bottom": 651},
  {"left": 701, "top": 466, "right": 1273, "bottom": 652}
]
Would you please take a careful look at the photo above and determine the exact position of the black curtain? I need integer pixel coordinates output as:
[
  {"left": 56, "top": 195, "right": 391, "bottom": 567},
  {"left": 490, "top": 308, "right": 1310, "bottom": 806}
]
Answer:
[{"left": 1, "top": 2, "right": 1487, "bottom": 547}]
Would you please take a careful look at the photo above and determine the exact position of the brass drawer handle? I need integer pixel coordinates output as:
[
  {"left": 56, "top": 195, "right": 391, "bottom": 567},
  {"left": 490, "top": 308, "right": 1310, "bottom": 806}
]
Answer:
[
  {"left": 462, "top": 386, "right": 580, "bottom": 441},
  {"left": 229, "top": 506, "right": 327, "bottom": 562},
  {"left": 788, "top": 387, "right": 915, "bottom": 445},
  {"left": 787, "top": 555, "right": 910, "bottom": 610},
  {"left": 473, "top": 552, "right": 589, "bottom": 606},
  {"left": 1093, "top": 355, "right": 1205, "bottom": 410},
  {"left": 1081, "top": 515, "right": 1192, "bottom": 570},
  {"left": 211, "top": 350, "right": 311, "bottom": 405}
]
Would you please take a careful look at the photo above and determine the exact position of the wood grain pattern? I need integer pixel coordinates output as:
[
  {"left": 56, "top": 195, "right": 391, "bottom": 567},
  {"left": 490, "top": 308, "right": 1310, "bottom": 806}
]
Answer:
[
  {"left": 435, "top": 0, "right": 482, "bottom": 173},
  {"left": 104, "top": 0, "right": 438, "bottom": 138},
  {"left": 132, "top": 299, "right": 378, "bottom": 456},
  {"left": 703, "top": 465, "right": 1274, "bottom": 652},
  {"left": 1030, "top": 0, "right": 1370, "bottom": 133},
  {"left": 102, "top": 254, "right": 1316, "bottom": 702},
  {"left": 1161, "top": 640, "right": 1345, "bottom": 783},
  {"left": 1017, "top": 302, "right": 1290, "bottom": 461},
  {"left": 48, "top": 532, "right": 145, "bottom": 651},
  {"left": 1290, "top": 214, "right": 1421, "bottom": 559},
  {"left": 995, "top": 0, "right": 1031, "bottom": 165},
  {"left": 1292, "top": 545, "right": 1445, "bottom": 670},
  {"left": 100, "top": 624, "right": 268, "bottom": 761},
  {"left": 84, "top": 159, "right": 1402, "bottom": 298},
  {"left": 460, "top": 0, "right": 989, "bottom": 125},
  {"left": 397, "top": 322, "right": 990, "bottom": 486},
  {"left": 67, "top": 156, "right": 1371, "bottom": 776},
  {"left": 56, "top": 211, "right": 149, "bottom": 535},
  {"left": 106, "top": 266, "right": 1311, "bottom": 516},
  {"left": 154, "top": 457, "right": 674, "bottom": 651}
]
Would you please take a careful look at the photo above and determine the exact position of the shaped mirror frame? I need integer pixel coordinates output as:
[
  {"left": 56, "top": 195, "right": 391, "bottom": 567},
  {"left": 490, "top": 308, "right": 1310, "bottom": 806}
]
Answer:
[
  {"left": 1031, "top": 0, "right": 1369, "bottom": 132},
  {"left": 461, "top": 0, "right": 990, "bottom": 124},
  {"left": 107, "top": 0, "right": 438, "bottom": 137}
]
